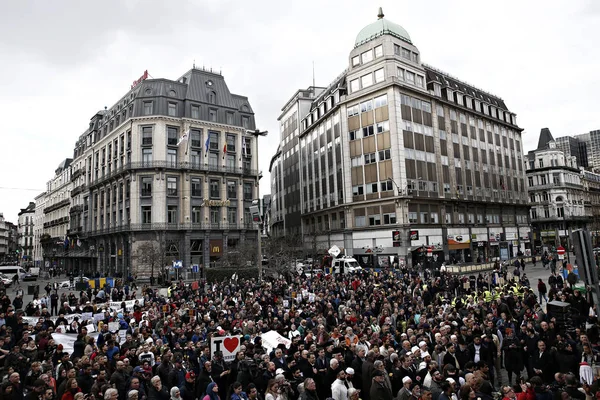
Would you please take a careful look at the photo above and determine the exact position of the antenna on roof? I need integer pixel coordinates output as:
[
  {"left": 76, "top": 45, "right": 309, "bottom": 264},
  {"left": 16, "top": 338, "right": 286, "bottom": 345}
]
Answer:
[
  {"left": 193, "top": 59, "right": 196, "bottom": 69},
  {"left": 312, "top": 61, "right": 315, "bottom": 88}
]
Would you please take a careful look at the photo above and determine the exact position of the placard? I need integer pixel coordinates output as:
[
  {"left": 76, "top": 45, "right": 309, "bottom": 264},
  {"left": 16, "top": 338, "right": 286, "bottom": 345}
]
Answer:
[
  {"left": 108, "top": 322, "right": 119, "bottom": 332},
  {"left": 211, "top": 335, "right": 241, "bottom": 362}
]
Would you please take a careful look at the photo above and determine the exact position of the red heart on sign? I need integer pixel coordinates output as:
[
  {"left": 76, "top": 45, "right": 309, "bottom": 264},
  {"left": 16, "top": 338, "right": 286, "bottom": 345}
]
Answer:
[{"left": 223, "top": 337, "right": 239, "bottom": 353}]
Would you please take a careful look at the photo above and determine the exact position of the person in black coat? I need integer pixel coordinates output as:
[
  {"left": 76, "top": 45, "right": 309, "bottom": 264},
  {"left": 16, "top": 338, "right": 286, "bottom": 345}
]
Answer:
[
  {"left": 148, "top": 376, "right": 170, "bottom": 400},
  {"left": 361, "top": 351, "right": 376, "bottom": 400},
  {"left": 196, "top": 362, "right": 215, "bottom": 399},
  {"left": 370, "top": 371, "right": 393, "bottom": 400},
  {"left": 531, "top": 340, "right": 555, "bottom": 384},
  {"left": 502, "top": 328, "right": 524, "bottom": 385}
]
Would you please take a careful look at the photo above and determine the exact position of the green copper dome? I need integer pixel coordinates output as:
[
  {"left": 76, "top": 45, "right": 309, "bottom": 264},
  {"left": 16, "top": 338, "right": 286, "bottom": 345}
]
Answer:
[{"left": 355, "top": 8, "right": 412, "bottom": 47}]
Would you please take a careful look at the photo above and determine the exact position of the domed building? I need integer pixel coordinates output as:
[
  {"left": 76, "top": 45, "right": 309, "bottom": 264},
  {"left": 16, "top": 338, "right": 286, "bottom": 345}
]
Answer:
[{"left": 270, "top": 9, "right": 530, "bottom": 269}]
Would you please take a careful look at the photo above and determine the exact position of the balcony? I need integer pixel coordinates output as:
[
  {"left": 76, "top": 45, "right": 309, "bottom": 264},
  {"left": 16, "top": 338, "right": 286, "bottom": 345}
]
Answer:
[
  {"left": 71, "top": 184, "right": 86, "bottom": 197},
  {"left": 43, "top": 199, "right": 71, "bottom": 214},
  {"left": 70, "top": 169, "right": 84, "bottom": 182},
  {"left": 69, "top": 205, "right": 83, "bottom": 214},
  {"left": 43, "top": 216, "right": 70, "bottom": 228},
  {"left": 87, "top": 161, "right": 260, "bottom": 189},
  {"left": 83, "top": 221, "right": 255, "bottom": 236}
]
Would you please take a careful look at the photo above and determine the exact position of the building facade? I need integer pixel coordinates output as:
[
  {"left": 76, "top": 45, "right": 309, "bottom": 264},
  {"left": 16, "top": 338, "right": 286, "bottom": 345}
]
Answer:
[
  {"left": 55, "top": 67, "right": 263, "bottom": 277},
  {"left": 17, "top": 202, "right": 35, "bottom": 266},
  {"left": 270, "top": 87, "right": 325, "bottom": 238},
  {"left": 0, "top": 214, "right": 8, "bottom": 262},
  {"left": 38, "top": 160, "right": 73, "bottom": 270},
  {"left": 527, "top": 128, "right": 600, "bottom": 251},
  {"left": 33, "top": 192, "right": 46, "bottom": 267},
  {"left": 271, "top": 9, "right": 530, "bottom": 268}
]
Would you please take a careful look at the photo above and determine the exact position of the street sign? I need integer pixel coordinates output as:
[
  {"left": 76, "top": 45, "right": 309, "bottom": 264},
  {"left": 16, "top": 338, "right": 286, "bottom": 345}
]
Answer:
[
  {"left": 328, "top": 245, "right": 341, "bottom": 257},
  {"left": 173, "top": 260, "right": 183, "bottom": 269},
  {"left": 192, "top": 264, "right": 199, "bottom": 273},
  {"left": 557, "top": 246, "right": 566, "bottom": 256}
]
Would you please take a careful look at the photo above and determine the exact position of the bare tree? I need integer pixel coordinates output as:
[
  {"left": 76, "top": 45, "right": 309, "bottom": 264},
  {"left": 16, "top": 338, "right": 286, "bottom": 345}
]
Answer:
[
  {"left": 262, "top": 234, "right": 303, "bottom": 278},
  {"left": 219, "top": 241, "right": 258, "bottom": 270},
  {"left": 134, "top": 241, "right": 166, "bottom": 280}
]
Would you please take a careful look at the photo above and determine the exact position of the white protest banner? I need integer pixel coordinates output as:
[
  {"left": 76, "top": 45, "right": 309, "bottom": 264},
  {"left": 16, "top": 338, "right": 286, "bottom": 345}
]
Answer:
[
  {"left": 82, "top": 312, "right": 93, "bottom": 321},
  {"left": 23, "top": 313, "right": 82, "bottom": 326},
  {"left": 85, "top": 324, "right": 96, "bottom": 333},
  {"left": 118, "top": 330, "right": 127, "bottom": 344},
  {"left": 109, "top": 298, "right": 145, "bottom": 311},
  {"left": 211, "top": 335, "right": 241, "bottom": 362},
  {"left": 52, "top": 332, "right": 100, "bottom": 354},
  {"left": 108, "top": 322, "right": 119, "bottom": 332},
  {"left": 283, "top": 300, "right": 289, "bottom": 309},
  {"left": 261, "top": 330, "right": 291, "bottom": 354},
  {"left": 93, "top": 313, "right": 105, "bottom": 322}
]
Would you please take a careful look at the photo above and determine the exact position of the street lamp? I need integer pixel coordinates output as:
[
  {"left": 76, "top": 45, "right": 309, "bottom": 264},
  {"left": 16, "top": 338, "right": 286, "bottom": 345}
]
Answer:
[{"left": 247, "top": 129, "right": 268, "bottom": 281}]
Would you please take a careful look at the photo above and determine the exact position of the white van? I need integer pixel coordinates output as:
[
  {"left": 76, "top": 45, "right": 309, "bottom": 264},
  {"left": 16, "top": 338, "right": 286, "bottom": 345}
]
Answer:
[
  {"left": 331, "top": 256, "right": 362, "bottom": 274},
  {"left": 0, "top": 266, "right": 27, "bottom": 280}
]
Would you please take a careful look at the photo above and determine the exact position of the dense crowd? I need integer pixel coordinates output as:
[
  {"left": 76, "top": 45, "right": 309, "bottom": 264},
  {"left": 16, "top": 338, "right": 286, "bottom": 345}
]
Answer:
[{"left": 0, "top": 260, "right": 598, "bottom": 400}]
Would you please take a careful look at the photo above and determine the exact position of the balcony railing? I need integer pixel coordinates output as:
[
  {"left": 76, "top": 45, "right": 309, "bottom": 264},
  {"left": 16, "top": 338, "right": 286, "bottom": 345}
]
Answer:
[
  {"left": 87, "top": 161, "right": 259, "bottom": 189},
  {"left": 43, "top": 199, "right": 71, "bottom": 214},
  {"left": 83, "top": 221, "right": 258, "bottom": 236},
  {"left": 43, "top": 216, "right": 70, "bottom": 228}
]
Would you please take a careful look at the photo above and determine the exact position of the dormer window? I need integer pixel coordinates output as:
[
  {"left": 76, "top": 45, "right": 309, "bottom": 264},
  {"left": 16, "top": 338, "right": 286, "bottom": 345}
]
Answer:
[{"left": 208, "top": 91, "right": 216, "bottom": 104}]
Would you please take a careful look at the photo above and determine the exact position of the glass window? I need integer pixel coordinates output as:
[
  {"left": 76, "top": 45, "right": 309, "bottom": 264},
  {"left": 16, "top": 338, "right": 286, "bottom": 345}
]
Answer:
[
  {"left": 142, "top": 148, "right": 152, "bottom": 164},
  {"left": 374, "top": 95, "right": 387, "bottom": 108},
  {"left": 416, "top": 75, "right": 424, "bottom": 87},
  {"left": 168, "top": 102, "right": 177, "bottom": 116},
  {"left": 361, "top": 74, "right": 373, "bottom": 88},
  {"left": 191, "top": 178, "right": 202, "bottom": 197},
  {"left": 141, "top": 206, "right": 152, "bottom": 223},
  {"left": 361, "top": 50, "right": 373, "bottom": 63},
  {"left": 374, "top": 45, "right": 383, "bottom": 58},
  {"left": 191, "top": 206, "right": 202, "bottom": 223},
  {"left": 405, "top": 71, "right": 415, "bottom": 85},
  {"left": 228, "top": 207, "right": 237, "bottom": 223},
  {"left": 243, "top": 182, "right": 253, "bottom": 200},
  {"left": 350, "top": 79, "right": 359, "bottom": 93},
  {"left": 209, "top": 109, "right": 217, "bottom": 122},
  {"left": 142, "top": 126, "right": 153, "bottom": 145},
  {"left": 227, "top": 180, "right": 237, "bottom": 199},
  {"left": 167, "top": 177, "right": 177, "bottom": 196},
  {"left": 226, "top": 112, "right": 234, "bottom": 125},
  {"left": 210, "top": 179, "right": 220, "bottom": 199},
  {"left": 352, "top": 56, "right": 360, "bottom": 66},
  {"left": 143, "top": 101, "right": 153, "bottom": 115},
  {"left": 401, "top": 48, "right": 411, "bottom": 59},
  {"left": 374, "top": 68, "right": 384, "bottom": 83},
  {"left": 191, "top": 105, "right": 200, "bottom": 119},
  {"left": 209, "top": 131, "right": 219, "bottom": 150},
  {"left": 167, "top": 127, "right": 178, "bottom": 145},
  {"left": 167, "top": 149, "right": 177, "bottom": 167},
  {"left": 167, "top": 205, "right": 178, "bottom": 224},
  {"left": 397, "top": 68, "right": 404, "bottom": 80},
  {"left": 242, "top": 116, "right": 250, "bottom": 129},
  {"left": 141, "top": 177, "right": 152, "bottom": 197},
  {"left": 210, "top": 207, "right": 220, "bottom": 224}
]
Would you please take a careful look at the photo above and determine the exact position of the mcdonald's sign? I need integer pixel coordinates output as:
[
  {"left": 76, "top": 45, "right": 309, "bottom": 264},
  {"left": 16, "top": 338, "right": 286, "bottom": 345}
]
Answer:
[{"left": 209, "top": 239, "right": 223, "bottom": 256}]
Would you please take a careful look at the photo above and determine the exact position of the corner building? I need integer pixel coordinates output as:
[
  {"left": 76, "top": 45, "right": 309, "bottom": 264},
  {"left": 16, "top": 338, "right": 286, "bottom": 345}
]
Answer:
[
  {"left": 277, "top": 10, "right": 529, "bottom": 267},
  {"left": 68, "top": 68, "right": 261, "bottom": 276}
]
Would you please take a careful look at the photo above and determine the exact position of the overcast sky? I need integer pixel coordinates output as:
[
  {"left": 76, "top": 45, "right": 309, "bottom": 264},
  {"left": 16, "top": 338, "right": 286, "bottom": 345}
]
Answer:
[{"left": 1, "top": 0, "right": 599, "bottom": 223}]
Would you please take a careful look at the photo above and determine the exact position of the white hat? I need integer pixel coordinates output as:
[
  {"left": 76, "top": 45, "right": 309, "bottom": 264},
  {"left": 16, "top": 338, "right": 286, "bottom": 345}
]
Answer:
[
  {"left": 402, "top": 376, "right": 412, "bottom": 384},
  {"left": 346, "top": 368, "right": 355, "bottom": 375},
  {"left": 276, "top": 368, "right": 285, "bottom": 375},
  {"left": 446, "top": 378, "right": 456, "bottom": 384},
  {"left": 406, "top": 351, "right": 412, "bottom": 356},
  {"left": 421, "top": 351, "right": 430, "bottom": 358},
  {"left": 419, "top": 341, "right": 427, "bottom": 348},
  {"left": 411, "top": 346, "right": 419, "bottom": 353}
]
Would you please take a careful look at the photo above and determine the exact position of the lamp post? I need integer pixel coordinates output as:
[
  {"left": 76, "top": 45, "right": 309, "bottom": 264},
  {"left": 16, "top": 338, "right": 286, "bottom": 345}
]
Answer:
[{"left": 247, "top": 129, "right": 268, "bottom": 281}]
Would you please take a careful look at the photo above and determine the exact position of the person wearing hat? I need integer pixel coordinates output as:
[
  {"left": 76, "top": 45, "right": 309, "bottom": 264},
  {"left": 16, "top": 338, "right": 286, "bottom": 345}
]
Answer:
[
  {"left": 331, "top": 369, "right": 348, "bottom": 400},
  {"left": 396, "top": 376, "right": 412, "bottom": 400},
  {"left": 179, "top": 372, "right": 196, "bottom": 400},
  {"left": 370, "top": 370, "right": 392, "bottom": 400}
]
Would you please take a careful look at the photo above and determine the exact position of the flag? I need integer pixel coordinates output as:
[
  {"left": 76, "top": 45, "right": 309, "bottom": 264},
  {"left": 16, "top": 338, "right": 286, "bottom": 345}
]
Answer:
[
  {"left": 223, "top": 143, "right": 227, "bottom": 159},
  {"left": 204, "top": 135, "right": 210, "bottom": 156},
  {"left": 77, "top": 239, "right": 81, "bottom": 247},
  {"left": 177, "top": 129, "right": 189, "bottom": 146},
  {"left": 64, "top": 236, "right": 69, "bottom": 249}
]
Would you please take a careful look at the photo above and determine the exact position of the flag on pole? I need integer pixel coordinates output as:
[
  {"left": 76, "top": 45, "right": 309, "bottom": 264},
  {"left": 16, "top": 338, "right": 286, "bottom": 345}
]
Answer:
[
  {"left": 223, "top": 143, "right": 227, "bottom": 159},
  {"left": 177, "top": 129, "right": 189, "bottom": 146},
  {"left": 64, "top": 236, "right": 69, "bottom": 249},
  {"left": 204, "top": 135, "right": 210, "bottom": 156}
]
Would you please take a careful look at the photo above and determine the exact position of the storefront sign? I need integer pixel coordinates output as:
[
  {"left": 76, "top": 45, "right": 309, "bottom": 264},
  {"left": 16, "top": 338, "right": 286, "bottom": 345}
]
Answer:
[
  {"left": 409, "top": 230, "right": 419, "bottom": 240},
  {"left": 541, "top": 230, "right": 556, "bottom": 237},
  {"left": 209, "top": 239, "right": 223, "bottom": 256},
  {"left": 447, "top": 235, "right": 471, "bottom": 245},
  {"left": 489, "top": 233, "right": 500, "bottom": 242},
  {"left": 201, "top": 199, "right": 231, "bottom": 207},
  {"left": 506, "top": 232, "right": 517, "bottom": 240}
]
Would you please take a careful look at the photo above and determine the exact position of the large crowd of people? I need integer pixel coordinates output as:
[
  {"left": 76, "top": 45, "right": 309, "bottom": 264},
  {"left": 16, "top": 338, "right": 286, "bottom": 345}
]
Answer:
[{"left": 0, "top": 260, "right": 598, "bottom": 400}]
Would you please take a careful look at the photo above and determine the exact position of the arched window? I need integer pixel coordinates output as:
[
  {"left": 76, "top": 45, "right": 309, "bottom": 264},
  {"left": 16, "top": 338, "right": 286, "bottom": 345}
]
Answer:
[
  {"left": 208, "top": 91, "right": 216, "bottom": 104},
  {"left": 555, "top": 196, "right": 564, "bottom": 203}
]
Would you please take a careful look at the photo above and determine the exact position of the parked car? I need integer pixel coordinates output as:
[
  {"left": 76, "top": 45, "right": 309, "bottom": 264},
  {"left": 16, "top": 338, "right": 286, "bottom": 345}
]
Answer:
[
  {"left": 23, "top": 274, "right": 37, "bottom": 281},
  {"left": 0, "top": 274, "right": 12, "bottom": 287},
  {"left": 59, "top": 276, "right": 90, "bottom": 288}
]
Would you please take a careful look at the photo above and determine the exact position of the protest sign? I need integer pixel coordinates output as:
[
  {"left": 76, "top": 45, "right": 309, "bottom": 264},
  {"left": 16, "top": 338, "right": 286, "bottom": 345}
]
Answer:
[
  {"left": 211, "top": 335, "right": 241, "bottom": 362},
  {"left": 261, "top": 330, "right": 291, "bottom": 354}
]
